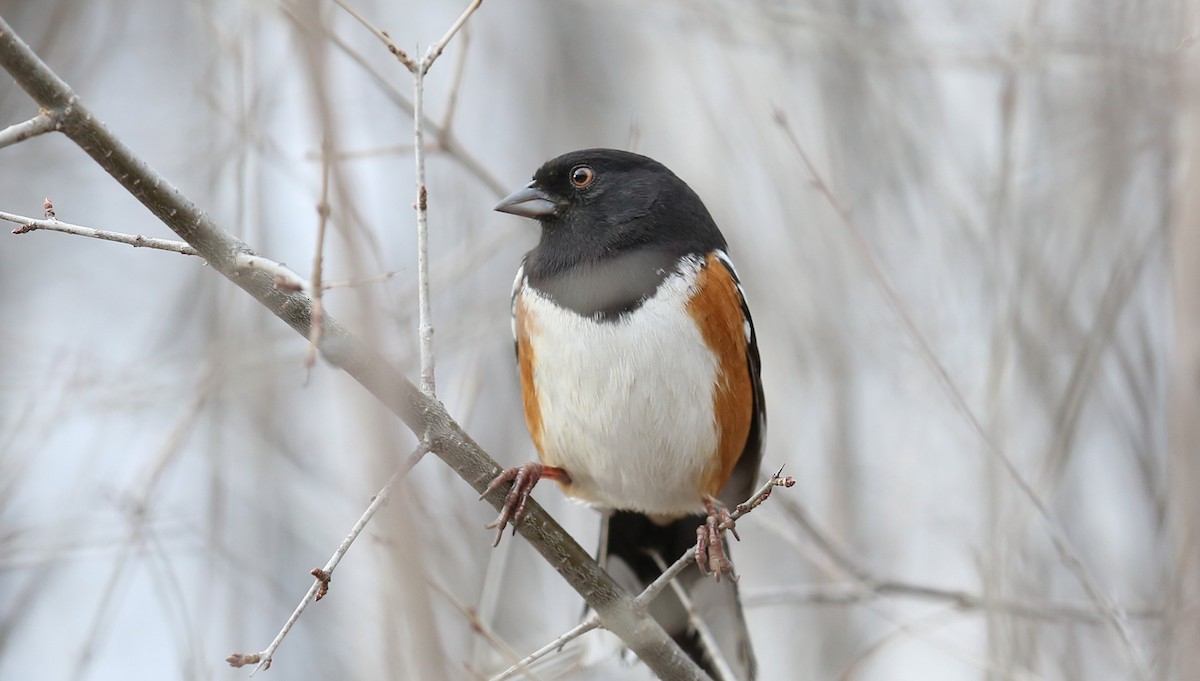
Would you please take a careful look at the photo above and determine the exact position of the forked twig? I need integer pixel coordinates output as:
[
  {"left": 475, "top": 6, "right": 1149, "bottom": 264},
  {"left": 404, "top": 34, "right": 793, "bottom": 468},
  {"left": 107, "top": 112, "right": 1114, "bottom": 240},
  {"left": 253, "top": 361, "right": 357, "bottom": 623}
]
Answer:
[{"left": 226, "top": 442, "right": 430, "bottom": 674}]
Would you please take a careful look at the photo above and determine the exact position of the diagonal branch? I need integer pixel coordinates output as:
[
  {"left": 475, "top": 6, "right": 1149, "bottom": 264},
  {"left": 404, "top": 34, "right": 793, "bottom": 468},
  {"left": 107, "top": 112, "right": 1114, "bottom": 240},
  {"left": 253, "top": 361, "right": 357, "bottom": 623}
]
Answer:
[
  {"left": 647, "top": 551, "right": 737, "bottom": 681},
  {"left": 635, "top": 471, "right": 795, "bottom": 611},
  {"left": 0, "top": 15, "right": 709, "bottom": 681},
  {"left": 227, "top": 443, "right": 430, "bottom": 674},
  {"left": 421, "top": 0, "right": 482, "bottom": 73},
  {"left": 487, "top": 618, "right": 600, "bottom": 681}
]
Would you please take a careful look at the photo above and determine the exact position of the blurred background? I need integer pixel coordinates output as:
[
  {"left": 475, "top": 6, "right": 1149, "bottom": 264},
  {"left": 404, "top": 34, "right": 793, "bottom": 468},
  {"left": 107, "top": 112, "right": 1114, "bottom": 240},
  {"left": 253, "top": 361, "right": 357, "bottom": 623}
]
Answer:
[{"left": 1, "top": 0, "right": 1195, "bottom": 679}]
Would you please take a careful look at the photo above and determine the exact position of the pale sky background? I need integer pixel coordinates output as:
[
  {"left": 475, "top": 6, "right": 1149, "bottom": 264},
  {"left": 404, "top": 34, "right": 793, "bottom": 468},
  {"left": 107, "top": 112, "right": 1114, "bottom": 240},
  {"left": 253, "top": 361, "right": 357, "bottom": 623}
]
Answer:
[{"left": 0, "top": 1, "right": 1192, "bottom": 680}]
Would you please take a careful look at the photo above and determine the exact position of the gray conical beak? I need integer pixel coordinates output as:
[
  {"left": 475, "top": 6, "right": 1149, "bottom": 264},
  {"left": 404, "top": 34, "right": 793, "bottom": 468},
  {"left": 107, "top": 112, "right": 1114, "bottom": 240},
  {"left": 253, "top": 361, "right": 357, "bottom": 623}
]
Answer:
[{"left": 494, "top": 182, "right": 558, "bottom": 218}]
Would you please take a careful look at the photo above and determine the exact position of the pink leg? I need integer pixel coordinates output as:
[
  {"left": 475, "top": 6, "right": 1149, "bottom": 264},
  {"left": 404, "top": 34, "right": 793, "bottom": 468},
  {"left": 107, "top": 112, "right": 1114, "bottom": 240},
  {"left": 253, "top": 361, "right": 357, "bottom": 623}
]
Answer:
[
  {"left": 695, "top": 497, "right": 740, "bottom": 582},
  {"left": 480, "top": 462, "right": 570, "bottom": 547}
]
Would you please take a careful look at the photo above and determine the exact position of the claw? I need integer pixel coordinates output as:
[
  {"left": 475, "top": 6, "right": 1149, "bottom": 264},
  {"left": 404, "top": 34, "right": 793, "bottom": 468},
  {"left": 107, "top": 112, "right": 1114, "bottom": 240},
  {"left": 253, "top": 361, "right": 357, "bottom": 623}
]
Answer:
[
  {"left": 480, "top": 462, "right": 568, "bottom": 546},
  {"left": 694, "top": 497, "right": 739, "bottom": 582}
]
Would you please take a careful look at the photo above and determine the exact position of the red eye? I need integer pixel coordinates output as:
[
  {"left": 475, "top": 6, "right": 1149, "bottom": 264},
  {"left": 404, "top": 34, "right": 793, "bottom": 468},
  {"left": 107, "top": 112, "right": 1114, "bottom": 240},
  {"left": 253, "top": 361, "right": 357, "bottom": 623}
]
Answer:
[{"left": 570, "top": 165, "right": 595, "bottom": 188}]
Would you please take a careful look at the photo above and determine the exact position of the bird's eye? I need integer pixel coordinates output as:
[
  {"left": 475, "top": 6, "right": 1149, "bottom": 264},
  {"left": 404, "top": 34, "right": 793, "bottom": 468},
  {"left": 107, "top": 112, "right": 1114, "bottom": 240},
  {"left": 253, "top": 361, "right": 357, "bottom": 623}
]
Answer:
[{"left": 570, "top": 165, "right": 595, "bottom": 188}]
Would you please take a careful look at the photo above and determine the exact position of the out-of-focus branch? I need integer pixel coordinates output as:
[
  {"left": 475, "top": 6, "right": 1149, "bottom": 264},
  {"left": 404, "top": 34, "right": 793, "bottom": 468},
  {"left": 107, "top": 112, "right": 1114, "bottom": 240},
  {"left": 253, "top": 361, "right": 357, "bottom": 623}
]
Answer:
[
  {"left": 773, "top": 108, "right": 1152, "bottom": 680},
  {"left": 428, "top": 578, "right": 546, "bottom": 681},
  {"left": 0, "top": 15, "right": 708, "bottom": 681},
  {"left": 280, "top": 1, "right": 507, "bottom": 197},
  {"left": 333, "top": 0, "right": 484, "bottom": 398},
  {"left": 741, "top": 582, "right": 1167, "bottom": 626},
  {"left": 648, "top": 552, "right": 738, "bottom": 681},
  {"left": 487, "top": 618, "right": 600, "bottom": 681},
  {"left": 227, "top": 443, "right": 430, "bottom": 673},
  {"left": 306, "top": 141, "right": 333, "bottom": 372},
  {"left": 0, "top": 110, "right": 57, "bottom": 149},
  {"left": 2, "top": 209, "right": 404, "bottom": 296},
  {"left": 440, "top": 28, "right": 470, "bottom": 133},
  {"left": 1169, "top": 34, "right": 1200, "bottom": 678}
]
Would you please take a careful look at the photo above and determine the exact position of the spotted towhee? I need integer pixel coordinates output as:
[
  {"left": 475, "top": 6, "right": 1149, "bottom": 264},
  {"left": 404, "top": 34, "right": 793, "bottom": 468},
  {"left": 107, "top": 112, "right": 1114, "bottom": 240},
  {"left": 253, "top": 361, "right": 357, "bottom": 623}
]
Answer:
[{"left": 487, "top": 149, "right": 764, "bottom": 679}]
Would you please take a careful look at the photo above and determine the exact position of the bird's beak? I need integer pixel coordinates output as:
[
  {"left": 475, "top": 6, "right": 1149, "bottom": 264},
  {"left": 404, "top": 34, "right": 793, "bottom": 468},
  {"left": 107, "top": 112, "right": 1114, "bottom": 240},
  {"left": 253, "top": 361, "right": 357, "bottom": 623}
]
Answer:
[{"left": 494, "top": 182, "right": 558, "bottom": 218}]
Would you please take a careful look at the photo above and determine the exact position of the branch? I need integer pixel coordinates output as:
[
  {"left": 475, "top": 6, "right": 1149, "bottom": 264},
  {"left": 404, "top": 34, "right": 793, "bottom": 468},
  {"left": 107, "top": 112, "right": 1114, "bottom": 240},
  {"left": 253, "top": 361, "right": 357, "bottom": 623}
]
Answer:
[
  {"left": 330, "top": 0, "right": 415, "bottom": 70},
  {"left": 773, "top": 107, "right": 1152, "bottom": 681},
  {"left": 412, "top": 52, "right": 436, "bottom": 396},
  {"left": 634, "top": 471, "right": 796, "bottom": 611},
  {"left": 487, "top": 618, "right": 600, "bottom": 681},
  {"left": 2, "top": 207, "right": 399, "bottom": 295},
  {"left": 0, "top": 110, "right": 57, "bottom": 149},
  {"left": 280, "top": 3, "right": 507, "bottom": 196},
  {"left": 306, "top": 140, "right": 333, "bottom": 372},
  {"left": 428, "top": 578, "right": 546, "bottom": 681},
  {"left": 226, "top": 443, "right": 430, "bottom": 673},
  {"left": 0, "top": 15, "right": 708, "bottom": 681},
  {"left": 489, "top": 472, "right": 795, "bottom": 681},
  {"left": 647, "top": 551, "right": 737, "bottom": 681},
  {"left": 2, "top": 209, "right": 199, "bottom": 255},
  {"left": 741, "top": 582, "right": 1166, "bottom": 626},
  {"left": 421, "top": 0, "right": 483, "bottom": 73}
]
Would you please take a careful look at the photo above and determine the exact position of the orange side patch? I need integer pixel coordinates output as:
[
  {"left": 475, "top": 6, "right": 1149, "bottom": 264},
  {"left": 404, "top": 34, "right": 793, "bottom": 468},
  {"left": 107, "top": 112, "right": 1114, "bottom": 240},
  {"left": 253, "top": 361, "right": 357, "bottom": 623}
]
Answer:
[
  {"left": 515, "top": 295, "right": 546, "bottom": 459},
  {"left": 688, "top": 254, "right": 754, "bottom": 498}
]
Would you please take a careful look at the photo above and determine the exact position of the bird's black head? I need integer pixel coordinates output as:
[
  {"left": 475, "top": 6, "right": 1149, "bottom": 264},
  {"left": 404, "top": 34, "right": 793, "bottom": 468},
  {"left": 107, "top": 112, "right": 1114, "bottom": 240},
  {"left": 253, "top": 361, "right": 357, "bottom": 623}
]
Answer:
[{"left": 495, "top": 149, "right": 727, "bottom": 282}]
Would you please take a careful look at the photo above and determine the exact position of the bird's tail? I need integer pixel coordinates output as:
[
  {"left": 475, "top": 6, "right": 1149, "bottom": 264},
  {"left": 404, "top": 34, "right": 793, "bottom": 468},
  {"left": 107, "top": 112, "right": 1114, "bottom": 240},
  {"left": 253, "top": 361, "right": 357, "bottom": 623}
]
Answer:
[{"left": 602, "top": 510, "right": 756, "bottom": 680}]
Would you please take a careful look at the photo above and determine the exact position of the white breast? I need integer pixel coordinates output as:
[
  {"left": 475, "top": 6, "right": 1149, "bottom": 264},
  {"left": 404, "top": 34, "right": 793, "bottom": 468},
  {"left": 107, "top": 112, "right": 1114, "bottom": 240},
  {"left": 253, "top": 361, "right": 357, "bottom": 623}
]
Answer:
[{"left": 519, "top": 255, "right": 719, "bottom": 516}]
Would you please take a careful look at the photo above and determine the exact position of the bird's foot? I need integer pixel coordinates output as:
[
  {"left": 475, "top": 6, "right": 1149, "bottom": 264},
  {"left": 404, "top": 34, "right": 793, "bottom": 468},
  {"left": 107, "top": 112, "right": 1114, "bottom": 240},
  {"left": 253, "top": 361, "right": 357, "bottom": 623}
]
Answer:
[
  {"left": 480, "top": 462, "right": 569, "bottom": 547},
  {"left": 695, "top": 497, "right": 740, "bottom": 582}
]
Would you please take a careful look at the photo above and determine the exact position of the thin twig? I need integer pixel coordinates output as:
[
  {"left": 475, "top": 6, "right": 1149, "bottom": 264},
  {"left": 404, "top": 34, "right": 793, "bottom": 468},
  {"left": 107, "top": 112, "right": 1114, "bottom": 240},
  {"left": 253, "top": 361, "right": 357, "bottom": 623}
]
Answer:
[
  {"left": 2, "top": 207, "right": 398, "bottom": 296},
  {"left": 329, "top": 0, "right": 414, "bottom": 69},
  {"left": 773, "top": 108, "right": 1153, "bottom": 680},
  {"left": 634, "top": 471, "right": 795, "bottom": 611},
  {"left": 281, "top": 4, "right": 506, "bottom": 196},
  {"left": 2, "top": 210, "right": 200, "bottom": 255},
  {"left": 487, "top": 618, "right": 600, "bottom": 681},
  {"left": 322, "top": 270, "right": 402, "bottom": 290},
  {"left": 304, "top": 143, "right": 417, "bottom": 161},
  {"left": 648, "top": 552, "right": 737, "bottom": 681},
  {"left": 227, "top": 442, "right": 430, "bottom": 674},
  {"left": 0, "top": 14, "right": 711, "bottom": 681},
  {"left": 440, "top": 28, "right": 470, "bottom": 134},
  {"left": 306, "top": 139, "right": 333, "bottom": 372},
  {"left": 421, "top": 0, "right": 483, "bottom": 73},
  {"left": 0, "top": 110, "right": 57, "bottom": 149},
  {"left": 428, "top": 579, "right": 546, "bottom": 681},
  {"left": 765, "top": 487, "right": 1169, "bottom": 625},
  {"left": 412, "top": 51, "right": 436, "bottom": 396},
  {"left": 406, "top": 0, "right": 487, "bottom": 397},
  {"left": 740, "top": 582, "right": 1165, "bottom": 625}
]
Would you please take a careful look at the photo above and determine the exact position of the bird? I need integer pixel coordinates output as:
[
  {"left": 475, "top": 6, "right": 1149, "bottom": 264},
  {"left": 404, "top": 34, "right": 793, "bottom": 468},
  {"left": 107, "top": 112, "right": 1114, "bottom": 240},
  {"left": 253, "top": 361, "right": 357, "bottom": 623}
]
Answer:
[{"left": 485, "top": 148, "right": 765, "bottom": 679}]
